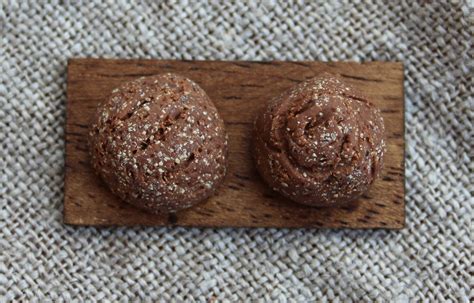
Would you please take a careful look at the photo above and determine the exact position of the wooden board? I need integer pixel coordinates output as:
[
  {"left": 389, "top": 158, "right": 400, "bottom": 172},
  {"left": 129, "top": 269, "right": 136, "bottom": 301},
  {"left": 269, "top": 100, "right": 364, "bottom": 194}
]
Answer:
[{"left": 65, "top": 59, "right": 405, "bottom": 229}]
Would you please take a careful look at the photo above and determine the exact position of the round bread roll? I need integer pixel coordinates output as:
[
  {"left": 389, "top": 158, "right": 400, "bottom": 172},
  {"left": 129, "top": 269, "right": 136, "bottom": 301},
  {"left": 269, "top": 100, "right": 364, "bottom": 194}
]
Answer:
[
  {"left": 253, "top": 74, "right": 385, "bottom": 207},
  {"left": 89, "top": 73, "right": 227, "bottom": 213}
]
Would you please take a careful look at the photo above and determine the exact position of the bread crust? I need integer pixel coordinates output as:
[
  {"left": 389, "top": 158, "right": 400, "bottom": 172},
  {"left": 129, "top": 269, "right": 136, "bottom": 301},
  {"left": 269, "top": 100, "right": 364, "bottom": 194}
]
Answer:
[
  {"left": 253, "top": 74, "right": 385, "bottom": 207},
  {"left": 89, "top": 73, "right": 228, "bottom": 213}
]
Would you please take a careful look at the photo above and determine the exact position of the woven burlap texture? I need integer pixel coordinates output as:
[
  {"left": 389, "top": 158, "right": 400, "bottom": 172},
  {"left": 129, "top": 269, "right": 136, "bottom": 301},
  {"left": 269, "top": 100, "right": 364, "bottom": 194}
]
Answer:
[{"left": 1, "top": 1, "right": 472, "bottom": 302}]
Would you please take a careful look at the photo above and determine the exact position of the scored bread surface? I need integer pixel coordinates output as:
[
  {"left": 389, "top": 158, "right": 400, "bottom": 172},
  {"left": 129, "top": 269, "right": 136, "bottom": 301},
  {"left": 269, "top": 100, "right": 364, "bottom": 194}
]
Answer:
[{"left": 89, "top": 73, "right": 228, "bottom": 213}]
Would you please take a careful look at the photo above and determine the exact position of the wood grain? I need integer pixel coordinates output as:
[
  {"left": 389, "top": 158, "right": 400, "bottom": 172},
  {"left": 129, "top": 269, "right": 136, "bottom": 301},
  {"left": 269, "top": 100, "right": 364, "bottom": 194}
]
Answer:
[{"left": 64, "top": 59, "right": 405, "bottom": 229}]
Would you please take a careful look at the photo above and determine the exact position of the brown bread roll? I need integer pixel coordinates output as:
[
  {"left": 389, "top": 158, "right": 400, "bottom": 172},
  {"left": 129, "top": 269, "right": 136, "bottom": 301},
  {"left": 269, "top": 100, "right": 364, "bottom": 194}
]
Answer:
[
  {"left": 253, "top": 74, "right": 385, "bottom": 207},
  {"left": 89, "top": 73, "right": 227, "bottom": 213}
]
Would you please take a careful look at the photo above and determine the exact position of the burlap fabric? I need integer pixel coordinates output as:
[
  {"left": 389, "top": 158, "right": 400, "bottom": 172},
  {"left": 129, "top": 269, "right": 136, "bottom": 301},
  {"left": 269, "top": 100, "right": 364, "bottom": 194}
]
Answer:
[{"left": 1, "top": 1, "right": 471, "bottom": 301}]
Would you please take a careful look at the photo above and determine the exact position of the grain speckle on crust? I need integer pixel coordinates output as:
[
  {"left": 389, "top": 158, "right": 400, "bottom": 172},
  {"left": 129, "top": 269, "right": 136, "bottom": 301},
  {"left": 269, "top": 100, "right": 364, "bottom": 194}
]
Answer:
[
  {"left": 89, "top": 73, "right": 228, "bottom": 213},
  {"left": 253, "top": 73, "right": 385, "bottom": 207}
]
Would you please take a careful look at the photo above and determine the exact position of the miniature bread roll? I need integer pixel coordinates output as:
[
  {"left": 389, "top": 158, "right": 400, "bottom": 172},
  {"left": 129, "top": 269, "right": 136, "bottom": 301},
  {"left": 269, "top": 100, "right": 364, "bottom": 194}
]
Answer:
[
  {"left": 253, "top": 74, "right": 385, "bottom": 207},
  {"left": 89, "top": 73, "right": 227, "bottom": 213}
]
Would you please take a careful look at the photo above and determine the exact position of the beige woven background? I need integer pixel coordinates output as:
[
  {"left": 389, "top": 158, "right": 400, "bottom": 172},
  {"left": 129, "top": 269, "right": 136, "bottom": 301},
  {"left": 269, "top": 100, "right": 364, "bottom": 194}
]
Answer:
[{"left": 1, "top": 1, "right": 472, "bottom": 301}]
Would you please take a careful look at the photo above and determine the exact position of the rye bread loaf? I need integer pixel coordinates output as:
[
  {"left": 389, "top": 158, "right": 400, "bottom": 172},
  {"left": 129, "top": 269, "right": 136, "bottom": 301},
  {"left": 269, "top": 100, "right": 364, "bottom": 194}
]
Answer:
[
  {"left": 253, "top": 74, "right": 385, "bottom": 207},
  {"left": 89, "top": 73, "right": 228, "bottom": 213}
]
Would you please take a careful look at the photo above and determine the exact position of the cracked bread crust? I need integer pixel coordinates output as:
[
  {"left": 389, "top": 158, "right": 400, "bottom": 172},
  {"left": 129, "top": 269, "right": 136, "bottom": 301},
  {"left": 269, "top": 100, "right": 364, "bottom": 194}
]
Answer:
[
  {"left": 253, "top": 74, "right": 385, "bottom": 207},
  {"left": 89, "top": 73, "right": 228, "bottom": 213}
]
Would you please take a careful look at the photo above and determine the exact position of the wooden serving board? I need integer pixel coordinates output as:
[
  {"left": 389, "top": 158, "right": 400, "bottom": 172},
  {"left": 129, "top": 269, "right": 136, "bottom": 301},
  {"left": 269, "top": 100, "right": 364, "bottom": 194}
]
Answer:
[{"left": 65, "top": 59, "right": 405, "bottom": 229}]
